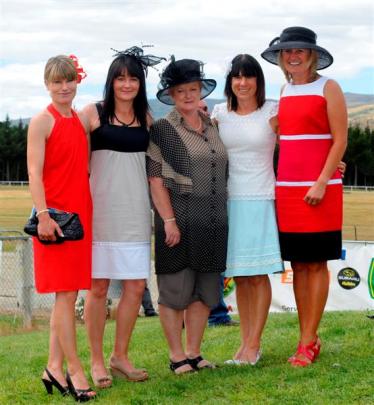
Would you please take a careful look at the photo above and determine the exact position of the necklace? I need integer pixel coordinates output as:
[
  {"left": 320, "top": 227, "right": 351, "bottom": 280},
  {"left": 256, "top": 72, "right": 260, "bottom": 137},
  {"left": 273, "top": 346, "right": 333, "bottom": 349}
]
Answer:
[
  {"left": 113, "top": 112, "right": 136, "bottom": 127},
  {"left": 190, "top": 117, "right": 202, "bottom": 132}
]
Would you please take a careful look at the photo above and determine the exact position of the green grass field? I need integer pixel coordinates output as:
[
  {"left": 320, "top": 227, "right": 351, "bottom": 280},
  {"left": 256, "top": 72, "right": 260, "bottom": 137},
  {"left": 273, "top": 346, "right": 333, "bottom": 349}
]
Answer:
[
  {"left": 1, "top": 185, "right": 373, "bottom": 240},
  {"left": 0, "top": 312, "right": 373, "bottom": 405},
  {"left": 0, "top": 187, "right": 373, "bottom": 403}
]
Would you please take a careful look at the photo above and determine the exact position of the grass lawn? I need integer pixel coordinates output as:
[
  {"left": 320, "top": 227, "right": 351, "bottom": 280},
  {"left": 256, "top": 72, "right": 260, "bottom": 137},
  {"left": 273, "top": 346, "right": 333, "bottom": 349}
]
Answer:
[
  {"left": 0, "top": 186, "right": 373, "bottom": 240},
  {"left": 0, "top": 186, "right": 32, "bottom": 233},
  {"left": 0, "top": 312, "right": 373, "bottom": 404}
]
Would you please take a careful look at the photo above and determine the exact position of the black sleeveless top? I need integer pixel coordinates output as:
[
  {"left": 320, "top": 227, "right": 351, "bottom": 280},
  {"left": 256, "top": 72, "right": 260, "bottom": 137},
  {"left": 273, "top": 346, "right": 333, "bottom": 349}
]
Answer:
[{"left": 91, "top": 103, "right": 149, "bottom": 153}]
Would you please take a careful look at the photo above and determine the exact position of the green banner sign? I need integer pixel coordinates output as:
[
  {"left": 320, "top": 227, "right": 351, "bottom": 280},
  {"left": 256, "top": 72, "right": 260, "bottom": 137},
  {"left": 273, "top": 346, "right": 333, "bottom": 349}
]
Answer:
[{"left": 368, "top": 258, "right": 374, "bottom": 299}]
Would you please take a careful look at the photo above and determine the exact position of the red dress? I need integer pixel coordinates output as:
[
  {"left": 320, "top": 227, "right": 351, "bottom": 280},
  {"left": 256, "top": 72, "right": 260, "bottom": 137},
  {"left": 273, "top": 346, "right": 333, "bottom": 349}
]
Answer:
[
  {"left": 33, "top": 104, "right": 93, "bottom": 293},
  {"left": 276, "top": 76, "right": 342, "bottom": 262}
]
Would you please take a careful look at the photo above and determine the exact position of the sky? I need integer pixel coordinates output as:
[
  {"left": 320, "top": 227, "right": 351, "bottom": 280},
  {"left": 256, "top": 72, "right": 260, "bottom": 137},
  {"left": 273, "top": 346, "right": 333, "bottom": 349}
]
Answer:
[{"left": 0, "top": 0, "right": 373, "bottom": 120}]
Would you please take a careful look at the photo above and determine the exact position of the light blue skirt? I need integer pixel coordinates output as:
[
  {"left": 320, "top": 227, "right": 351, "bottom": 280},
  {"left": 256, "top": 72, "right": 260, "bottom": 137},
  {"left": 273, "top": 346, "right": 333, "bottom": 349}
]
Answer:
[{"left": 225, "top": 199, "right": 284, "bottom": 277}]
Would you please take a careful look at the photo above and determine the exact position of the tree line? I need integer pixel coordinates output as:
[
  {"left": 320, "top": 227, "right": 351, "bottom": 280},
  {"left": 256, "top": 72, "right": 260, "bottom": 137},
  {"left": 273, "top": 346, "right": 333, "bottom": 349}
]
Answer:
[
  {"left": 0, "top": 117, "right": 28, "bottom": 182},
  {"left": 0, "top": 116, "right": 373, "bottom": 186}
]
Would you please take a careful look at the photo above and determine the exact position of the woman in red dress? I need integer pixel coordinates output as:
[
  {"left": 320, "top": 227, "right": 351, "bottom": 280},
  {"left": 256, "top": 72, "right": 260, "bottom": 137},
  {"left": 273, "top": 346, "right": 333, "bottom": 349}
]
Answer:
[
  {"left": 262, "top": 27, "right": 348, "bottom": 366},
  {"left": 27, "top": 55, "right": 95, "bottom": 401}
]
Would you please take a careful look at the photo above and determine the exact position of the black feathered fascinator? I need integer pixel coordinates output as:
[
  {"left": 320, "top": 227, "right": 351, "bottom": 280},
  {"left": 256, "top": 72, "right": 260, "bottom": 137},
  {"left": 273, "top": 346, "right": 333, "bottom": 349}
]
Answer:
[{"left": 111, "top": 45, "right": 166, "bottom": 76}]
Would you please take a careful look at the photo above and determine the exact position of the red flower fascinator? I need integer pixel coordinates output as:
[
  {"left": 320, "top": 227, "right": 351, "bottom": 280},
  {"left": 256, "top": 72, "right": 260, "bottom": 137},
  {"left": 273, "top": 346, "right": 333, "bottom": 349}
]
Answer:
[{"left": 69, "top": 55, "right": 87, "bottom": 83}]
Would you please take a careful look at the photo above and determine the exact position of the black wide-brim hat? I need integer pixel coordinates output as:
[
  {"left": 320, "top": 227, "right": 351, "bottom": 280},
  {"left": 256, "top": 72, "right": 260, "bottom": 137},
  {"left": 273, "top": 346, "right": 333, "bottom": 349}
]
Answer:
[
  {"left": 261, "top": 26, "right": 333, "bottom": 70},
  {"left": 156, "top": 58, "right": 217, "bottom": 105}
]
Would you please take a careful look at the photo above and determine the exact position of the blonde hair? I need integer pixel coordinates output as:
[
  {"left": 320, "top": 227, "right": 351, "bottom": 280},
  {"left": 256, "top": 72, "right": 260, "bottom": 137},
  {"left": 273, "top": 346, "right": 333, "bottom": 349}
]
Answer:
[
  {"left": 44, "top": 55, "right": 77, "bottom": 83},
  {"left": 278, "top": 49, "right": 318, "bottom": 82}
]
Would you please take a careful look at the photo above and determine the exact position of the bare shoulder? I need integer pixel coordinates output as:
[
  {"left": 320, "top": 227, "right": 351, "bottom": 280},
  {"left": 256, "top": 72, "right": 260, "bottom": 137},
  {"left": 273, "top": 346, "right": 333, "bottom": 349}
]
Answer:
[
  {"left": 324, "top": 79, "right": 346, "bottom": 106},
  {"left": 81, "top": 102, "right": 101, "bottom": 132},
  {"left": 77, "top": 110, "right": 90, "bottom": 132},
  {"left": 324, "top": 79, "right": 344, "bottom": 96},
  {"left": 146, "top": 112, "right": 154, "bottom": 128},
  {"left": 82, "top": 102, "right": 98, "bottom": 115},
  {"left": 29, "top": 109, "right": 54, "bottom": 136}
]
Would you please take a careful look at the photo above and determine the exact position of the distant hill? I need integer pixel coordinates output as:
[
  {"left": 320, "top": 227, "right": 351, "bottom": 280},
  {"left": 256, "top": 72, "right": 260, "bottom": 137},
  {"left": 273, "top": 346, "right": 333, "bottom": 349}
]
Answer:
[
  {"left": 344, "top": 93, "right": 374, "bottom": 129},
  {"left": 8, "top": 92, "right": 374, "bottom": 127},
  {"left": 149, "top": 93, "right": 374, "bottom": 120},
  {"left": 348, "top": 104, "right": 374, "bottom": 129},
  {"left": 149, "top": 95, "right": 374, "bottom": 128},
  {"left": 344, "top": 93, "right": 374, "bottom": 107}
]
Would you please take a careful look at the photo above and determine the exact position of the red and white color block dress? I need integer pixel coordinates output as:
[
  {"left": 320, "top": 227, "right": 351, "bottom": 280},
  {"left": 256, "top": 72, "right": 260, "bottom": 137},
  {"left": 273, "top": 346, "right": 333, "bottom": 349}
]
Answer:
[{"left": 276, "top": 76, "right": 342, "bottom": 262}]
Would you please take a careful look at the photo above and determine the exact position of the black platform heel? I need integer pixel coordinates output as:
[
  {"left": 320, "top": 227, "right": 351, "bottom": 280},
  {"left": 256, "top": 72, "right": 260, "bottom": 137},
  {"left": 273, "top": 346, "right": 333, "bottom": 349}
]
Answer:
[
  {"left": 66, "top": 371, "right": 96, "bottom": 402},
  {"left": 41, "top": 368, "right": 69, "bottom": 396}
]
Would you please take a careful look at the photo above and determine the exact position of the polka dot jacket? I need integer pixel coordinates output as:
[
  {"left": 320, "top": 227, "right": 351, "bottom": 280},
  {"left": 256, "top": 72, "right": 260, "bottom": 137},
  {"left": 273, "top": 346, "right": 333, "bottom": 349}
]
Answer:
[{"left": 146, "top": 108, "right": 229, "bottom": 274}]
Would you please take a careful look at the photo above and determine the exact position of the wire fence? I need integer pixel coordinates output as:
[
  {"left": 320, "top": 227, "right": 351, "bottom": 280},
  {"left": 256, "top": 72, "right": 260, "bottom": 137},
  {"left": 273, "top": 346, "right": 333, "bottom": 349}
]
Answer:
[
  {"left": 0, "top": 229, "right": 372, "bottom": 328},
  {"left": 0, "top": 235, "right": 151, "bottom": 328},
  {"left": 0, "top": 236, "right": 35, "bottom": 327}
]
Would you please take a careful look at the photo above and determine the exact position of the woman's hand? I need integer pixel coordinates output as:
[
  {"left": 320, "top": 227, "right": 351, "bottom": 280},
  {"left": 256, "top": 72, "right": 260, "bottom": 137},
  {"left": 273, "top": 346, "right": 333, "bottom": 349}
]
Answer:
[
  {"left": 337, "top": 161, "right": 346, "bottom": 178},
  {"left": 164, "top": 221, "right": 181, "bottom": 247},
  {"left": 304, "top": 181, "right": 327, "bottom": 206},
  {"left": 37, "top": 213, "right": 64, "bottom": 242}
]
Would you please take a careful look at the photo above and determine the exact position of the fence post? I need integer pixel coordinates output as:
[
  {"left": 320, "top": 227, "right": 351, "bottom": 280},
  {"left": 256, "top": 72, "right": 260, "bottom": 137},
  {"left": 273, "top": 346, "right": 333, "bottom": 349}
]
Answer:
[{"left": 21, "top": 238, "right": 33, "bottom": 329}]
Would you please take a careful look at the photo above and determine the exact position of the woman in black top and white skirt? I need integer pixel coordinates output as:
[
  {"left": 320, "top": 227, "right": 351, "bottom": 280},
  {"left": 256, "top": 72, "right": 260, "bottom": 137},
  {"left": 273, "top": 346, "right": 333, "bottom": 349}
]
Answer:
[{"left": 83, "top": 47, "right": 165, "bottom": 386}]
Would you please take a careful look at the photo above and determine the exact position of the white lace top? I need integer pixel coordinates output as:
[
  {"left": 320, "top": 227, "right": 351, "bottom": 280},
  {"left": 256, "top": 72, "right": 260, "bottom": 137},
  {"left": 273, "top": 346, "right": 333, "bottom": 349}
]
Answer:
[{"left": 211, "top": 100, "right": 278, "bottom": 200}]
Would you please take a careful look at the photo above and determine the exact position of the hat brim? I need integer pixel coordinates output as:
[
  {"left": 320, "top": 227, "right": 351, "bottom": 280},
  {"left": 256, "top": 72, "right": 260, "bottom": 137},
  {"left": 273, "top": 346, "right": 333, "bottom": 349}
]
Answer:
[
  {"left": 156, "top": 78, "right": 217, "bottom": 105},
  {"left": 261, "top": 42, "right": 333, "bottom": 70}
]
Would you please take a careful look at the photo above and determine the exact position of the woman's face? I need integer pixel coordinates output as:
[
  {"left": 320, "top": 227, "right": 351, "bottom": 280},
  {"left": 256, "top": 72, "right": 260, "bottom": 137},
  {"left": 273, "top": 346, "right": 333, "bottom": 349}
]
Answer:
[
  {"left": 113, "top": 70, "right": 140, "bottom": 103},
  {"left": 169, "top": 81, "right": 202, "bottom": 114},
  {"left": 46, "top": 78, "right": 77, "bottom": 105},
  {"left": 231, "top": 74, "right": 257, "bottom": 102},
  {"left": 281, "top": 48, "right": 312, "bottom": 75}
]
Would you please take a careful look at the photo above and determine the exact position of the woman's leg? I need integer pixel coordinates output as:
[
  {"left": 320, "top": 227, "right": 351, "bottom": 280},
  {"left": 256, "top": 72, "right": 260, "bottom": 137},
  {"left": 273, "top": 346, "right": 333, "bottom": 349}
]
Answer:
[
  {"left": 291, "top": 262, "right": 309, "bottom": 342},
  {"left": 233, "top": 277, "right": 251, "bottom": 359},
  {"left": 54, "top": 291, "right": 94, "bottom": 394},
  {"left": 84, "top": 279, "right": 111, "bottom": 384},
  {"left": 158, "top": 304, "right": 193, "bottom": 374},
  {"left": 242, "top": 275, "right": 271, "bottom": 361},
  {"left": 303, "top": 261, "right": 329, "bottom": 343},
  {"left": 43, "top": 304, "right": 66, "bottom": 385},
  {"left": 185, "top": 300, "right": 211, "bottom": 365},
  {"left": 291, "top": 261, "right": 329, "bottom": 363},
  {"left": 110, "top": 279, "right": 146, "bottom": 372}
]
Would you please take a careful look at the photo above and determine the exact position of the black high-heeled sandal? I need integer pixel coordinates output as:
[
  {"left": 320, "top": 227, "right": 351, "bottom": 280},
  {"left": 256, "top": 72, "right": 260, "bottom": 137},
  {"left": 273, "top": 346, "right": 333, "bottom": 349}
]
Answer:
[
  {"left": 66, "top": 371, "right": 96, "bottom": 402},
  {"left": 41, "top": 368, "right": 69, "bottom": 396}
]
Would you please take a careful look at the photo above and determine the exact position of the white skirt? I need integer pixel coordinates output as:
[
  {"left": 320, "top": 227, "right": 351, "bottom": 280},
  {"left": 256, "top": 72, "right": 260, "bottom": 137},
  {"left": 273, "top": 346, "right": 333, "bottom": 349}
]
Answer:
[{"left": 92, "top": 241, "right": 151, "bottom": 280}]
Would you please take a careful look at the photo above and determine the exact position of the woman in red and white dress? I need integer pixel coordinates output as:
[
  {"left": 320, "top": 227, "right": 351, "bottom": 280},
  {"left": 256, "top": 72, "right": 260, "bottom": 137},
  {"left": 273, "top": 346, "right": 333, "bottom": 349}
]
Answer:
[{"left": 262, "top": 27, "right": 347, "bottom": 366}]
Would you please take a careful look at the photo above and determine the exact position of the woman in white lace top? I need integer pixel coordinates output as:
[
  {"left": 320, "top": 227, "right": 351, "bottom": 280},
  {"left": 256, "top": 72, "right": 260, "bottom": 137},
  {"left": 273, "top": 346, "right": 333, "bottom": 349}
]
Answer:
[{"left": 211, "top": 54, "right": 284, "bottom": 365}]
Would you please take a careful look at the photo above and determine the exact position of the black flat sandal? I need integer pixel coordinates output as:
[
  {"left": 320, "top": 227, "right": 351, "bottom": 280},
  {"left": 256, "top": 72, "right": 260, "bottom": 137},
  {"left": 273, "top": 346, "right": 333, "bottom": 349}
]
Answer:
[
  {"left": 169, "top": 359, "right": 195, "bottom": 375},
  {"left": 188, "top": 356, "right": 216, "bottom": 371}
]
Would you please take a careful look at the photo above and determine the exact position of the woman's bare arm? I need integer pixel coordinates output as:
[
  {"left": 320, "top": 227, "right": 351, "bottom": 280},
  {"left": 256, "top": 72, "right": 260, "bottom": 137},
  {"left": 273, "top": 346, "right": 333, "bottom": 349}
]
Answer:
[{"left": 27, "top": 111, "right": 62, "bottom": 240}]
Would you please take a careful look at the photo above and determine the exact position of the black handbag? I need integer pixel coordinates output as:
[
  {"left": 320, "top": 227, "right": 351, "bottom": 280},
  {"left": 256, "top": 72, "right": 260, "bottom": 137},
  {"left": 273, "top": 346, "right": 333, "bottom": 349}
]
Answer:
[{"left": 24, "top": 209, "right": 84, "bottom": 244}]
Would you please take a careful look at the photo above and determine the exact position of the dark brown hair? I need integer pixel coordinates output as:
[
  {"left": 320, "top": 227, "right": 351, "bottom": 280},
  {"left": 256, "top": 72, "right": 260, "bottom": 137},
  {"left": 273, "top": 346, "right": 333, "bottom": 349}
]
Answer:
[{"left": 224, "top": 54, "right": 265, "bottom": 111}]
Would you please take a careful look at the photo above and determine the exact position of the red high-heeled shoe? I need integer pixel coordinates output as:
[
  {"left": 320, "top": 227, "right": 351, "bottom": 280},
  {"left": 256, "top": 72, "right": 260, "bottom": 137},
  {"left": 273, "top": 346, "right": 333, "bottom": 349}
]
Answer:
[
  {"left": 288, "top": 336, "right": 321, "bottom": 363},
  {"left": 311, "top": 336, "right": 322, "bottom": 360},
  {"left": 289, "top": 341, "right": 316, "bottom": 367}
]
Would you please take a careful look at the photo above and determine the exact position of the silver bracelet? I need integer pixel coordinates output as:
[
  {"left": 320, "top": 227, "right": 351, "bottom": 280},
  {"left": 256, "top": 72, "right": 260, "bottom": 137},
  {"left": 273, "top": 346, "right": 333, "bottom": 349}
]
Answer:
[
  {"left": 164, "top": 217, "right": 176, "bottom": 223},
  {"left": 36, "top": 209, "right": 49, "bottom": 217}
]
